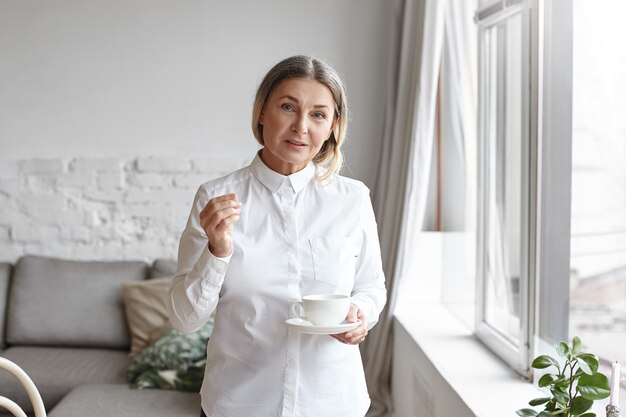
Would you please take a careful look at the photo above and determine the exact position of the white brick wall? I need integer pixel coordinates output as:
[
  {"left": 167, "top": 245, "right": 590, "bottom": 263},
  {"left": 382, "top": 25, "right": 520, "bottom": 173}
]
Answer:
[
  {"left": 0, "top": 155, "right": 245, "bottom": 263},
  {"left": 137, "top": 157, "right": 191, "bottom": 173},
  {"left": 20, "top": 159, "right": 65, "bottom": 174}
]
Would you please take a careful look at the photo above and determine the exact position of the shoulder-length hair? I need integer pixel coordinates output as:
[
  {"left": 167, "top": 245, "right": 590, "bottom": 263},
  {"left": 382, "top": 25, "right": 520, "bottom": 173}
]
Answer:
[{"left": 251, "top": 55, "right": 349, "bottom": 181}]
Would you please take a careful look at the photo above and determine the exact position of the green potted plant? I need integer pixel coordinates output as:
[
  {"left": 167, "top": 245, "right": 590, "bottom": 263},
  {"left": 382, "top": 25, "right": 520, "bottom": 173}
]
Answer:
[{"left": 517, "top": 336, "right": 611, "bottom": 417}]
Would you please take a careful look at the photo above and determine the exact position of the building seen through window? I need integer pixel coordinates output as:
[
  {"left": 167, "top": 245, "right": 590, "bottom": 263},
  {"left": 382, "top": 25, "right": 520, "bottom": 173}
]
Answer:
[{"left": 570, "top": 0, "right": 626, "bottom": 373}]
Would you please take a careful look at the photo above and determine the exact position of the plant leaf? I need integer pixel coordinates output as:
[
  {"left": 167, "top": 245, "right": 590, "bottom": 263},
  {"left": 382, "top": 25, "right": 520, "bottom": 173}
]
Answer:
[
  {"left": 571, "top": 396, "right": 593, "bottom": 415},
  {"left": 554, "top": 376, "right": 570, "bottom": 389},
  {"left": 529, "top": 397, "right": 551, "bottom": 406},
  {"left": 576, "top": 354, "right": 599, "bottom": 375},
  {"left": 549, "top": 410, "right": 568, "bottom": 415},
  {"left": 556, "top": 342, "right": 569, "bottom": 358},
  {"left": 577, "top": 359, "right": 592, "bottom": 376},
  {"left": 578, "top": 413, "right": 595, "bottom": 417},
  {"left": 572, "top": 336, "right": 582, "bottom": 355},
  {"left": 551, "top": 388, "right": 570, "bottom": 406},
  {"left": 538, "top": 374, "right": 558, "bottom": 387},
  {"left": 577, "top": 373, "right": 611, "bottom": 400},
  {"left": 533, "top": 355, "right": 560, "bottom": 370},
  {"left": 516, "top": 409, "right": 539, "bottom": 417}
]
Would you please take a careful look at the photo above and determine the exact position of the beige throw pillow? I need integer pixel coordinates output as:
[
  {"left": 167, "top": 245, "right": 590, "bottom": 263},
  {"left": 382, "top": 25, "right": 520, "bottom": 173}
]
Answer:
[{"left": 122, "top": 277, "right": 173, "bottom": 356}]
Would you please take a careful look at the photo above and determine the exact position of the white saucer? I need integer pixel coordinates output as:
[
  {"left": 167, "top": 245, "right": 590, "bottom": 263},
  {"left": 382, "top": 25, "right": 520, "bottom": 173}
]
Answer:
[{"left": 286, "top": 318, "right": 361, "bottom": 335}]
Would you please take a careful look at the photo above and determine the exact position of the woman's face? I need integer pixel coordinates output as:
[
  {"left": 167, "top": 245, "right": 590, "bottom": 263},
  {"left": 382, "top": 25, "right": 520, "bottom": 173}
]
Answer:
[{"left": 259, "top": 78, "right": 336, "bottom": 176}]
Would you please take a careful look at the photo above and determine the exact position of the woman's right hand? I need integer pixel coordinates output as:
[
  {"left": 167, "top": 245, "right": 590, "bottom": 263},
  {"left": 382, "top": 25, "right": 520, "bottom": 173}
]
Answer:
[{"left": 199, "top": 193, "right": 241, "bottom": 257}]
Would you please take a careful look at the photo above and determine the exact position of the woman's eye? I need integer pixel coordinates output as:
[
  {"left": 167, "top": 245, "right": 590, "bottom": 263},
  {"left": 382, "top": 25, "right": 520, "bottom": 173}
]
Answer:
[
  {"left": 312, "top": 112, "right": 326, "bottom": 119},
  {"left": 281, "top": 103, "right": 295, "bottom": 111}
]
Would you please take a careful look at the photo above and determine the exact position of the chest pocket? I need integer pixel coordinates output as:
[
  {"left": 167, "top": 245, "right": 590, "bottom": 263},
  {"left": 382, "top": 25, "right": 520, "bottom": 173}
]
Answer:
[{"left": 309, "top": 236, "right": 361, "bottom": 290}]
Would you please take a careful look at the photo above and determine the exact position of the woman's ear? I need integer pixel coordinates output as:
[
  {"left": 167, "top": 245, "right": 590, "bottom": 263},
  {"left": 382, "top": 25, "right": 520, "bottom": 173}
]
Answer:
[{"left": 259, "top": 112, "right": 265, "bottom": 125}]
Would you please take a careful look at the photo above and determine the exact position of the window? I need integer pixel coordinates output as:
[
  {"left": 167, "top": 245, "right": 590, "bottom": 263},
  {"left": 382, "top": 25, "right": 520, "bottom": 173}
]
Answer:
[
  {"left": 475, "top": 0, "right": 572, "bottom": 376},
  {"left": 570, "top": 0, "right": 626, "bottom": 380},
  {"left": 476, "top": 0, "right": 532, "bottom": 375}
]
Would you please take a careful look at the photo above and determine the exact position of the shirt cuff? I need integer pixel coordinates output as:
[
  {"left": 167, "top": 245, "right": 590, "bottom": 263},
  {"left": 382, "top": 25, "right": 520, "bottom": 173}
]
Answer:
[{"left": 194, "top": 246, "right": 232, "bottom": 287}]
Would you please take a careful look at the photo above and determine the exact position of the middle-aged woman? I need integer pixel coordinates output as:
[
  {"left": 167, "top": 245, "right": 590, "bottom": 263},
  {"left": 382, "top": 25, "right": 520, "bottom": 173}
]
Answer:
[{"left": 167, "top": 55, "right": 387, "bottom": 417}]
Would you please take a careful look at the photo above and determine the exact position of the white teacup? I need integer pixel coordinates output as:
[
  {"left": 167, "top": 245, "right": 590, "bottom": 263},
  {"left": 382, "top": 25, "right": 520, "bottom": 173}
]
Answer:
[{"left": 291, "top": 294, "right": 350, "bottom": 326}]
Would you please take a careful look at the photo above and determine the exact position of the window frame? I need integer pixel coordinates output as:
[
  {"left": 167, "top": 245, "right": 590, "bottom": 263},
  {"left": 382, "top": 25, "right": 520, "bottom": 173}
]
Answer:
[
  {"left": 475, "top": 0, "right": 534, "bottom": 376},
  {"left": 532, "top": 0, "right": 572, "bottom": 348},
  {"left": 474, "top": 0, "right": 572, "bottom": 378}
]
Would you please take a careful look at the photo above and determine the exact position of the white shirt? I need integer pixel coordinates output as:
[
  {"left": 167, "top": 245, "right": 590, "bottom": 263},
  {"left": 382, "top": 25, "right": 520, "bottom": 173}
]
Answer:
[{"left": 167, "top": 154, "right": 387, "bottom": 417}]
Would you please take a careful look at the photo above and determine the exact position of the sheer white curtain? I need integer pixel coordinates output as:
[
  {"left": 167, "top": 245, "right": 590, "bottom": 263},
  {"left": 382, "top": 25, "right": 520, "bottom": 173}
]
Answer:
[
  {"left": 363, "top": 0, "right": 477, "bottom": 415},
  {"left": 442, "top": 0, "right": 477, "bottom": 232},
  {"left": 441, "top": 0, "right": 478, "bottom": 295},
  {"left": 363, "top": 0, "right": 446, "bottom": 415}
]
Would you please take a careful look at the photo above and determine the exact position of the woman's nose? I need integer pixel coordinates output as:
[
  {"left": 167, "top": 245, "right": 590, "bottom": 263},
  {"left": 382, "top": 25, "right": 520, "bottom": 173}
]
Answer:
[{"left": 291, "top": 115, "right": 308, "bottom": 134}]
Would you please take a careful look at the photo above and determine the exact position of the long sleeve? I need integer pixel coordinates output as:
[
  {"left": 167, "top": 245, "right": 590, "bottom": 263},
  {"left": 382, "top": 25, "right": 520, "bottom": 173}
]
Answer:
[
  {"left": 167, "top": 186, "right": 231, "bottom": 334},
  {"left": 349, "top": 186, "right": 387, "bottom": 329}
]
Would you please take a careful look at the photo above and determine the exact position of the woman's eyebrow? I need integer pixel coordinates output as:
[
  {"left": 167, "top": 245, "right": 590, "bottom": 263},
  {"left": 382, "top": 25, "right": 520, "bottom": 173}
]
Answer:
[{"left": 280, "top": 95, "right": 331, "bottom": 110}]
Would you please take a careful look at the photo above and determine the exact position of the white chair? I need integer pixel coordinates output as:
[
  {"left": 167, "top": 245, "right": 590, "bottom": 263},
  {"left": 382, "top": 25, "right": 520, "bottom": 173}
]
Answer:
[{"left": 0, "top": 356, "right": 47, "bottom": 417}]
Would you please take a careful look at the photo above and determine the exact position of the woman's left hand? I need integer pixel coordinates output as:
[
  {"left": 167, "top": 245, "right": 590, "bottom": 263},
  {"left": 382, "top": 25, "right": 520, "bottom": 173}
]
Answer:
[{"left": 331, "top": 304, "right": 368, "bottom": 345}]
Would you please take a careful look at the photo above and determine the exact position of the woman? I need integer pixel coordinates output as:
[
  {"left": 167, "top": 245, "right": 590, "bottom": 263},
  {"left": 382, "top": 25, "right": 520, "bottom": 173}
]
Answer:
[{"left": 168, "top": 55, "right": 386, "bottom": 417}]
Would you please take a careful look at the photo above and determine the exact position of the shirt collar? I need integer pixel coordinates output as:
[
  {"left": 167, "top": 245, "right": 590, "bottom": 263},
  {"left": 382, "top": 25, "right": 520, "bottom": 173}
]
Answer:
[{"left": 250, "top": 152, "right": 315, "bottom": 194}]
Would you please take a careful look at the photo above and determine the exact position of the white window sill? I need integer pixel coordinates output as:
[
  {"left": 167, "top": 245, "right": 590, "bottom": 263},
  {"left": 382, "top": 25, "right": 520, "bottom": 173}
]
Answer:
[{"left": 393, "top": 303, "right": 539, "bottom": 417}]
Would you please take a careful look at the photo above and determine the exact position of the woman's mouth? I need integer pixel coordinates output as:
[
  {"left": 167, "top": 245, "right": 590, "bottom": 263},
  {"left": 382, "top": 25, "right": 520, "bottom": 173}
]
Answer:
[{"left": 285, "top": 140, "right": 308, "bottom": 149}]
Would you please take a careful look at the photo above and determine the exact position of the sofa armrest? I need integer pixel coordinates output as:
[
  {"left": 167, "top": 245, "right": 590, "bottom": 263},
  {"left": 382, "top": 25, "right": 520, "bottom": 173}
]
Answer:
[{"left": 0, "top": 263, "right": 12, "bottom": 349}]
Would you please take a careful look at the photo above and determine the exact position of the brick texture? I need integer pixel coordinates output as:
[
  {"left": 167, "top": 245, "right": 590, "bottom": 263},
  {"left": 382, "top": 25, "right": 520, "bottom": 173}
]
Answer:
[{"left": 0, "top": 155, "right": 246, "bottom": 263}]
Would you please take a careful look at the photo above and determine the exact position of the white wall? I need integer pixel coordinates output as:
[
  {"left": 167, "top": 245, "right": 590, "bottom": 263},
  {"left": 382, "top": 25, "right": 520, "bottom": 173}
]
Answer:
[
  {"left": 0, "top": 0, "right": 391, "bottom": 178},
  {"left": 392, "top": 320, "right": 475, "bottom": 417},
  {"left": 0, "top": 0, "right": 392, "bottom": 262}
]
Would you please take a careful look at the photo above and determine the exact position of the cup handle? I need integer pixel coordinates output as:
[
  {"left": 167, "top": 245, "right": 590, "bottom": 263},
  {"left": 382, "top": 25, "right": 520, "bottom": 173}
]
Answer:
[{"left": 290, "top": 302, "right": 305, "bottom": 319}]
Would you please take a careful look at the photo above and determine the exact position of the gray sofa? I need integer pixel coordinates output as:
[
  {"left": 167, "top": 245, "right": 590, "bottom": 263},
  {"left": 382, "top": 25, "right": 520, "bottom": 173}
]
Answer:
[{"left": 0, "top": 255, "right": 200, "bottom": 417}]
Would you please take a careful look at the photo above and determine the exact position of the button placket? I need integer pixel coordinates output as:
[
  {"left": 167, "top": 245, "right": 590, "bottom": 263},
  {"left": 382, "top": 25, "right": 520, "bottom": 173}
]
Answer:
[{"left": 279, "top": 181, "right": 301, "bottom": 417}]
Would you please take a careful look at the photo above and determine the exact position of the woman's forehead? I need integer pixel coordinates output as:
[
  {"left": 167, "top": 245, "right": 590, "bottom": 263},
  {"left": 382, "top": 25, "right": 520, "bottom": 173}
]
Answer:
[{"left": 269, "top": 78, "right": 336, "bottom": 109}]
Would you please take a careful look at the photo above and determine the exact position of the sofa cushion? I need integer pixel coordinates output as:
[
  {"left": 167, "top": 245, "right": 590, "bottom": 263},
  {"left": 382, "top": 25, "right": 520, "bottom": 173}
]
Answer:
[
  {"left": 48, "top": 384, "right": 200, "bottom": 417},
  {"left": 0, "top": 346, "right": 130, "bottom": 415},
  {"left": 150, "top": 259, "right": 177, "bottom": 278},
  {"left": 6, "top": 255, "right": 148, "bottom": 348},
  {"left": 122, "top": 277, "right": 172, "bottom": 355},
  {"left": 0, "top": 262, "right": 12, "bottom": 348}
]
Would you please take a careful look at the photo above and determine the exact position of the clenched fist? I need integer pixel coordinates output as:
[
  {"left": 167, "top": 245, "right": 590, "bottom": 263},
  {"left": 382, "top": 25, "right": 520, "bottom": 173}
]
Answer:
[{"left": 199, "top": 193, "right": 241, "bottom": 257}]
